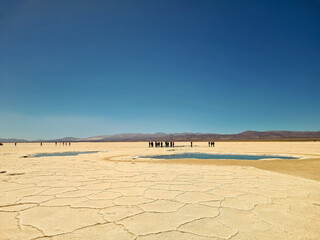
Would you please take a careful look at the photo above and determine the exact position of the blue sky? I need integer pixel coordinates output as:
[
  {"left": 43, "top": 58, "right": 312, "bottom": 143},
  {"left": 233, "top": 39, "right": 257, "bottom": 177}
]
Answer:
[{"left": 0, "top": 0, "right": 319, "bottom": 140}]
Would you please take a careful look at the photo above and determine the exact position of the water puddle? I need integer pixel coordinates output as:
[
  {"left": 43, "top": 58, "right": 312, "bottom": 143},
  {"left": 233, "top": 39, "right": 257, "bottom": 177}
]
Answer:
[
  {"left": 141, "top": 153, "right": 297, "bottom": 160},
  {"left": 33, "top": 151, "right": 99, "bottom": 158}
]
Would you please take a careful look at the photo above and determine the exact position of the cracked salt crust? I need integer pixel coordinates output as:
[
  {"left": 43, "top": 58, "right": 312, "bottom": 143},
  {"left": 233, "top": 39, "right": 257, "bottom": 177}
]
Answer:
[{"left": 0, "top": 142, "right": 320, "bottom": 239}]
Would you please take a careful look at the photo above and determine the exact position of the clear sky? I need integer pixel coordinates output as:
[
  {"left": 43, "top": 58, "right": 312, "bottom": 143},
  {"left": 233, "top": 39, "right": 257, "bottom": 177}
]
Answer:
[{"left": 0, "top": 0, "right": 319, "bottom": 140}]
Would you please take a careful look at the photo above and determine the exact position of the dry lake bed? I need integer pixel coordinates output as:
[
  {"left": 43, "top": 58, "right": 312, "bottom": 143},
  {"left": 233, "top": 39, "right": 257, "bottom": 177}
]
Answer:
[{"left": 0, "top": 142, "right": 320, "bottom": 240}]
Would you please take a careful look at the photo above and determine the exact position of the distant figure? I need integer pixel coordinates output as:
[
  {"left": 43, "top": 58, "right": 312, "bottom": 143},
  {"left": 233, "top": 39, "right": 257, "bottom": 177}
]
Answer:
[
  {"left": 40, "top": 142, "right": 43, "bottom": 146},
  {"left": 161, "top": 142, "right": 163, "bottom": 148},
  {"left": 55, "top": 142, "right": 57, "bottom": 146},
  {"left": 15, "top": 142, "right": 17, "bottom": 146},
  {"left": 212, "top": 141, "right": 215, "bottom": 147},
  {"left": 173, "top": 142, "right": 174, "bottom": 147},
  {"left": 191, "top": 142, "right": 193, "bottom": 147},
  {"left": 69, "top": 142, "right": 71, "bottom": 146},
  {"left": 208, "top": 142, "right": 210, "bottom": 147}
]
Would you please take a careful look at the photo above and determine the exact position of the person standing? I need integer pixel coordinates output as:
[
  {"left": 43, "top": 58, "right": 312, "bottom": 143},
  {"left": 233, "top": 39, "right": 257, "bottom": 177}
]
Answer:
[{"left": 191, "top": 142, "right": 193, "bottom": 147}]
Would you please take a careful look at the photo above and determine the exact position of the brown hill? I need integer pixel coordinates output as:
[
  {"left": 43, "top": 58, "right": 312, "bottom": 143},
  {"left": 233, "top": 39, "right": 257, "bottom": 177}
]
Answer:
[
  {"left": 80, "top": 130, "right": 320, "bottom": 142},
  {"left": 1, "top": 131, "right": 320, "bottom": 143}
]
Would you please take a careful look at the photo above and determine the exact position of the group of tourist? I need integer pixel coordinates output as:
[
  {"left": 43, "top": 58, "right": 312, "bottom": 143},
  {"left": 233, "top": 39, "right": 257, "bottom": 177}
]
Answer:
[
  {"left": 148, "top": 141, "right": 215, "bottom": 148},
  {"left": 149, "top": 141, "right": 175, "bottom": 147},
  {"left": 55, "top": 142, "right": 71, "bottom": 146},
  {"left": 39, "top": 142, "right": 72, "bottom": 146},
  {"left": 41, "top": 142, "right": 71, "bottom": 146}
]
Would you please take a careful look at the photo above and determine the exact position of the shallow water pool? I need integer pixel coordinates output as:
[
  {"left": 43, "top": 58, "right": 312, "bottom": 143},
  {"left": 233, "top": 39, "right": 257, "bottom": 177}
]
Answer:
[
  {"left": 142, "top": 153, "right": 297, "bottom": 160},
  {"left": 33, "top": 151, "right": 99, "bottom": 158}
]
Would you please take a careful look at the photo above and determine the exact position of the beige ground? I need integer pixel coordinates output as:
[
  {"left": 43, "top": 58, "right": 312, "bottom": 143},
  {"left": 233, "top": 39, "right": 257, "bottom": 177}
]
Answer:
[{"left": 0, "top": 142, "right": 320, "bottom": 240}]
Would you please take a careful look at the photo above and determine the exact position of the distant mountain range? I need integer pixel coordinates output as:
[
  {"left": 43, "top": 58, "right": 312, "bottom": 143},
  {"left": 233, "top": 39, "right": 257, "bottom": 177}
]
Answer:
[{"left": 1, "top": 130, "right": 320, "bottom": 142}]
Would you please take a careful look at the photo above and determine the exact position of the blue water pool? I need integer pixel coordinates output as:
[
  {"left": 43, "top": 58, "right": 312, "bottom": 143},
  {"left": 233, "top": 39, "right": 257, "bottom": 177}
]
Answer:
[
  {"left": 142, "top": 153, "right": 297, "bottom": 160},
  {"left": 33, "top": 151, "right": 99, "bottom": 158}
]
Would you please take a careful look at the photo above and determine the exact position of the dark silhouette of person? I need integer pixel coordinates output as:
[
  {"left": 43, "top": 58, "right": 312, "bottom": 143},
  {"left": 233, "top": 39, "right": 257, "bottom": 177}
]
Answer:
[
  {"left": 15, "top": 142, "right": 17, "bottom": 146},
  {"left": 40, "top": 142, "right": 43, "bottom": 146},
  {"left": 191, "top": 142, "right": 193, "bottom": 147},
  {"left": 161, "top": 142, "right": 163, "bottom": 147}
]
